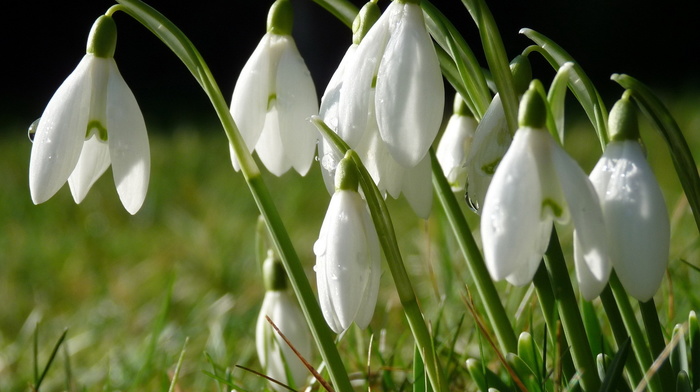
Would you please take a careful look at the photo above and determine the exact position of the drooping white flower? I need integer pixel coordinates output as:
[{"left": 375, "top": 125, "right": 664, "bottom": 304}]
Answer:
[
  {"left": 229, "top": 0, "right": 318, "bottom": 176},
  {"left": 481, "top": 83, "right": 609, "bottom": 299},
  {"left": 317, "top": 1, "right": 433, "bottom": 218},
  {"left": 29, "top": 15, "right": 150, "bottom": 215},
  {"left": 339, "top": 0, "right": 444, "bottom": 168},
  {"left": 436, "top": 93, "right": 478, "bottom": 192},
  {"left": 589, "top": 97, "right": 670, "bottom": 302},
  {"left": 256, "top": 254, "right": 312, "bottom": 391},
  {"left": 314, "top": 155, "right": 381, "bottom": 333}
]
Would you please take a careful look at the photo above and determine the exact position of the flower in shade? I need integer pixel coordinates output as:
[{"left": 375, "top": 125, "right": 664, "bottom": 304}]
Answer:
[
  {"left": 29, "top": 15, "right": 150, "bottom": 215},
  {"left": 229, "top": 0, "right": 318, "bottom": 176},
  {"left": 589, "top": 96, "right": 669, "bottom": 302},
  {"left": 480, "top": 82, "right": 609, "bottom": 300},
  {"left": 314, "top": 154, "right": 381, "bottom": 333},
  {"left": 436, "top": 93, "right": 477, "bottom": 191},
  {"left": 256, "top": 253, "right": 312, "bottom": 391}
]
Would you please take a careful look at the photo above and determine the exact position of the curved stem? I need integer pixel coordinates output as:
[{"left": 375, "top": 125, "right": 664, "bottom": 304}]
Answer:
[{"left": 113, "top": 1, "right": 353, "bottom": 390}]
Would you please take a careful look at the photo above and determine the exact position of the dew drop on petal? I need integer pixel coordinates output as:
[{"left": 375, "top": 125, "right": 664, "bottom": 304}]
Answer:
[{"left": 28, "top": 118, "right": 41, "bottom": 142}]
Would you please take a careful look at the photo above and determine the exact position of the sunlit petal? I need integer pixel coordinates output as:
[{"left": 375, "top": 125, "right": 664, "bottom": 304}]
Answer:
[
  {"left": 68, "top": 136, "right": 111, "bottom": 203},
  {"left": 401, "top": 155, "right": 432, "bottom": 219},
  {"left": 29, "top": 55, "right": 94, "bottom": 204},
  {"left": 437, "top": 114, "right": 478, "bottom": 191},
  {"left": 107, "top": 60, "right": 150, "bottom": 215},
  {"left": 375, "top": 2, "right": 444, "bottom": 167}
]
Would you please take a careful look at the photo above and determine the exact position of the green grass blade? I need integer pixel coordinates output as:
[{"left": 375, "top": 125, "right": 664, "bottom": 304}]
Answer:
[
  {"left": 168, "top": 338, "right": 189, "bottom": 392},
  {"left": 611, "top": 73, "right": 700, "bottom": 236},
  {"left": 34, "top": 328, "right": 68, "bottom": 391}
]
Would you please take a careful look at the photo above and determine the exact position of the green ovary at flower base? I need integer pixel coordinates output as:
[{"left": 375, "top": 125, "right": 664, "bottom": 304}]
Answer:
[
  {"left": 589, "top": 95, "right": 670, "bottom": 302},
  {"left": 229, "top": 0, "right": 319, "bottom": 177},
  {"left": 480, "top": 81, "right": 610, "bottom": 300},
  {"left": 29, "top": 14, "right": 150, "bottom": 215},
  {"left": 436, "top": 92, "right": 477, "bottom": 192},
  {"left": 256, "top": 252, "right": 312, "bottom": 391},
  {"left": 314, "top": 153, "right": 381, "bottom": 333}
]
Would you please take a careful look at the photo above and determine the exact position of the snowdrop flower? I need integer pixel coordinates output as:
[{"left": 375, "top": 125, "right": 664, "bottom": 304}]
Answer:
[
  {"left": 589, "top": 95, "right": 669, "bottom": 302},
  {"left": 256, "top": 253, "right": 312, "bottom": 391},
  {"left": 465, "top": 56, "right": 531, "bottom": 211},
  {"left": 29, "top": 15, "right": 150, "bottom": 215},
  {"left": 436, "top": 93, "right": 477, "bottom": 192},
  {"left": 481, "top": 82, "right": 609, "bottom": 300},
  {"left": 314, "top": 154, "right": 381, "bottom": 333},
  {"left": 317, "top": 2, "right": 432, "bottom": 218},
  {"left": 339, "top": 0, "right": 444, "bottom": 168},
  {"left": 229, "top": 0, "right": 318, "bottom": 176}
]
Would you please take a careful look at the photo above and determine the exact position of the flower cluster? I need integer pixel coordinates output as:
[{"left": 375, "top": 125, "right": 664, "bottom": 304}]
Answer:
[{"left": 319, "top": 0, "right": 444, "bottom": 218}]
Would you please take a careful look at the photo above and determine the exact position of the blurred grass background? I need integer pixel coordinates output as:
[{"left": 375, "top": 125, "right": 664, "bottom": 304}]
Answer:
[{"left": 1, "top": 91, "right": 700, "bottom": 390}]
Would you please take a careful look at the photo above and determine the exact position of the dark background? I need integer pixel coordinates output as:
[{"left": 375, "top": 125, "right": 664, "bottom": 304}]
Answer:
[{"left": 3, "top": 0, "right": 698, "bottom": 133}]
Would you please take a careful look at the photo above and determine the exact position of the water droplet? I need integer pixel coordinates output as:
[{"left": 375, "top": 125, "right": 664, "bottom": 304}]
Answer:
[{"left": 28, "top": 118, "right": 40, "bottom": 142}]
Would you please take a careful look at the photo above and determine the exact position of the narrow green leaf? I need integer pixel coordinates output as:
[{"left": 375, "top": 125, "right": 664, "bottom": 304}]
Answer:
[
  {"left": 671, "top": 324, "right": 689, "bottom": 375},
  {"left": 521, "top": 29, "right": 609, "bottom": 148},
  {"left": 168, "top": 338, "right": 189, "bottom": 392},
  {"left": 422, "top": 0, "right": 490, "bottom": 119},
  {"left": 466, "top": 358, "right": 511, "bottom": 392},
  {"left": 580, "top": 297, "right": 605, "bottom": 358},
  {"left": 413, "top": 343, "right": 428, "bottom": 392},
  {"left": 547, "top": 62, "right": 574, "bottom": 143},
  {"left": 310, "top": 0, "right": 358, "bottom": 28},
  {"left": 517, "top": 332, "right": 542, "bottom": 386},
  {"left": 507, "top": 353, "right": 542, "bottom": 392},
  {"left": 611, "top": 73, "right": 700, "bottom": 236},
  {"left": 676, "top": 370, "right": 692, "bottom": 392},
  {"left": 600, "top": 338, "right": 632, "bottom": 392},
  {"left": 688, "top": 311, "right": 700, "bottom": 390},
  {"left": 461, "top": 0, "right": 519, "bottom": 133}
]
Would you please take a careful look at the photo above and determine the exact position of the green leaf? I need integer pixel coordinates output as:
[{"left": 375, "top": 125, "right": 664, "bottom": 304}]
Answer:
[
  {"left": 461, "top": 0, "right": 519, "bottom": 133},
  {"left": 611, "top": 73, "right": 700, "bottom": 236},
  {"left": 547, "top": 62, "right": 574, "bottom": 144},
  {"left": 689, "top": 311, "right": 700, "bottom": 390},
  {"left": 600, "top": 338, "right": 631, "bottom": 392},
  {"left": 422, "top": 0, "right": 490, "bottom": 119},
  {"left": 521, "top": 29, "right": 609, "bottom": 148},
  {"left": 671, "top": 324, "right": 689, "bottom": 375},
  {"left": 466, "top": 358, "right": 512, "bottom": 392},
  {"left": 676, "top": 371, "right": 692, "bottom": 392}
]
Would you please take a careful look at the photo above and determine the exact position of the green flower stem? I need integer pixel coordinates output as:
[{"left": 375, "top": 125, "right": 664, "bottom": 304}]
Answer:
[
  {"left": 312, "top": 117, "right": 447, "bottom": 392},
  {"left": 543, "top": 229, "right": 600, "bottom": 391},
  {"left": 113, "top": 1, "right": 353, "bottom": 390},
  {"left": 608, "top": 273, "right": 662, "bottom": 392},
  {"left": 640, "top": 299, "right": 674, "bottom": 391},
  {"left": 598, "top": 286, "right": 646, "bottom": 389},
  {"left": 430, "top": 150, "right": 517, "bottom": 354},
  {"left": 530, "top": 265, "right": 578, "bottom": 381}
]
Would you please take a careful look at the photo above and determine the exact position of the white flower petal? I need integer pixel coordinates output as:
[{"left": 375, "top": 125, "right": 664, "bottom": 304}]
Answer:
[
  {"left": 230, "top": 34, "right": 275, "bottom": 170},
  {"left": 375, "top": 2, "right": 444, "bottom": 167},
  {"left": 29, "top": 55, "right": 95, "bottom": 204},
  {"left": 255, "top": 107, "right": 291, "bottom": 176},
  {"left": 256, "top": 291, "right": 312, "bottom": 391},
  {"left": 481, "top": 128, "right": 551, "bottom": 283},
  {"left": 436, "top": 114, "right": 478, "bottom": 191},
  {"left": 401, "top": 154, "right": 432, "bottom": 219},
  {"left": 276, "top": 38, "right": 319, "bottom": 176},
  {"left": 107, "top": 60, "right": 150, "bottom": 215},
  {"left": 314, "top": 190, "right": 380, "bottom": 332},
  {"left": 68, "top": 136, "right": 111, "bottom": 203},
  {"left": 551, "top": 140, "right": 610, "bottom": 300},
  {"left": 592, "top": 141, "right": 669, "bottom": 302},
  {"left": 465, "top": 94, "right": 512, "bottom": 212},
  {"left": 338, "top": 9, "right": 390, "bottom": 147}
]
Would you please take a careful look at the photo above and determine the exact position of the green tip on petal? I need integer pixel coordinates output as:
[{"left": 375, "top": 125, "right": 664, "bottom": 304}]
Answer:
[
  {"left": 518, "top": 81, "right": 547, "bottom": 129},
  {"left": 510, "top": 55, "right": 532, "bottom": 95},
  {"left": 452, "top": 93, "right": 472, "bottom": 117},
  {"left": 608, "top": 93, "right": 639, "bottom": 141},
  {"left": 335, "top": 152, "right": 360, "bottom": 192},
  {"left": 262, "top": 251, "right": 287, "bottom": 291},
  {"left": 267, "top": 0, "right": 294, "bottom": 36},
  {"left": 87, "top": 15, "right": 117, "bottom": 58},
  {"left": 352, "top": 1, "right": 381, "bottom": 44}
]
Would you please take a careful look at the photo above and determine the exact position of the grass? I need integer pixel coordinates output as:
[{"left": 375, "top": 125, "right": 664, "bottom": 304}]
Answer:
[{"left": 1, "top": 91, "right": 700, "bottom": 390}]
